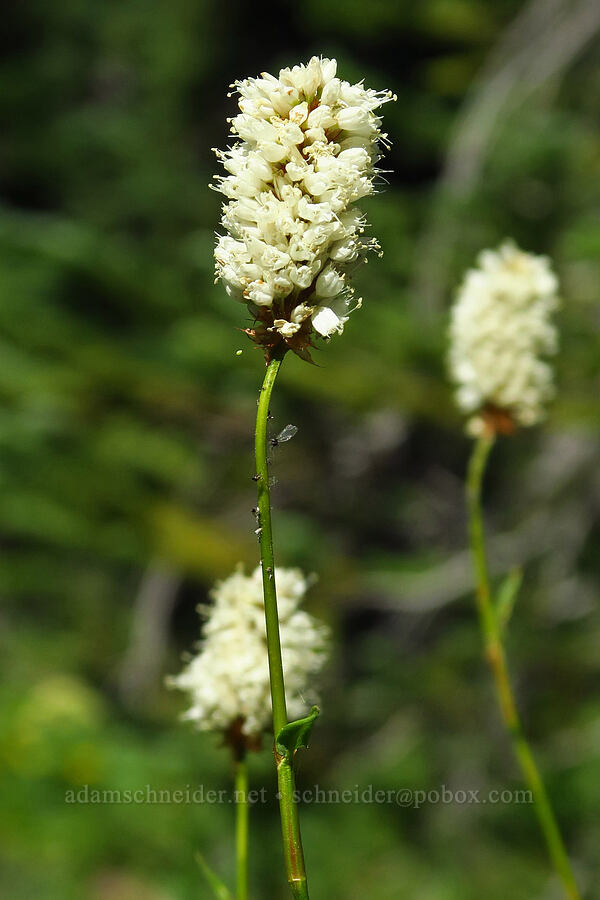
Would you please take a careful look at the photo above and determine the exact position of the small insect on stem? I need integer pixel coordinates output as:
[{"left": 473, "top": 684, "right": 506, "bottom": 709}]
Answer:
[
  {"left": 270, "top": 424, "right": 298, "bottom": 448},
  {"left": 252, "top": 473, "right": 261, "bottom": 482}
]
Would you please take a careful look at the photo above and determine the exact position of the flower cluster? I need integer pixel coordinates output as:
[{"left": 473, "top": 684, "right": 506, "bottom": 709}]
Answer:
[
  {"left": 448, "top": 242, "right": 560, "bottom": 434},
  {"left": 213, "top": 56, "right": 395, "bottom": 359},
  {"left": 168, "top": 566, "right": 328, "bottom": 744}
]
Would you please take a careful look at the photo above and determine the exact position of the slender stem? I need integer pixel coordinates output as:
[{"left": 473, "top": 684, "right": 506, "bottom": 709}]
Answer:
[
  {"left": 466, "top": 434, "right": 580, "bottom": 900},
  {"left": 254, "top": 352, "right": 309, "bottom": 900},
  {"left": 255, "top": 354, "right": 288, "bottom": 735},
  {"left": 235, "top": 755, "right": 249, "bottom": 900}
]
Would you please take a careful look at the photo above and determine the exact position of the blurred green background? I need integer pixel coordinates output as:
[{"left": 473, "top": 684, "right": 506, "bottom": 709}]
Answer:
[{"left": 1, "top": 1, "right": 599, "bottom": 897}]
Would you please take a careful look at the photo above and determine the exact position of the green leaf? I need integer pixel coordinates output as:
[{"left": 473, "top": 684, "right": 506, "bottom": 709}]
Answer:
[
  {"left": 276, "top": 706, "right": 320, "bottom": 762},
  {"left": 194, "top": 851, "right": 233, "bottom": 900},
  {"left": 495, "top": 567, "right": 523, "bottom": 632}
]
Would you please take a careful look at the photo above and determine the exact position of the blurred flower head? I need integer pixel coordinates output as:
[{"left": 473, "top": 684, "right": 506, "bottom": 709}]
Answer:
[
  {"left": 212, "top": 56, "right": 395, "bottom": 360},
  {"left": 448, "top": 241, "right": 560, "bottom": 435},
  {"left": 167, "top": 566, "right": 329, "bottom": 747}
]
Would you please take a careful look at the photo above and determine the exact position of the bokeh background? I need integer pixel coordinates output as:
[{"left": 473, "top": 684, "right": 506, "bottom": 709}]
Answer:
[{"left": 1, "top": 1, "right": 599, "bottom": 898}]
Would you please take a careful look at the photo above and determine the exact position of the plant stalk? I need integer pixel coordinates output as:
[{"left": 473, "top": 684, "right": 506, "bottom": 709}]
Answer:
[
  {"left": 254, "top": 351, "right": 309, "bottom": 900},
  {"left": 235, "top": 754, "right": 249, "bottom": 900},
  {"left": 466, "top": 433, "right": 580, "bottom": 900}
]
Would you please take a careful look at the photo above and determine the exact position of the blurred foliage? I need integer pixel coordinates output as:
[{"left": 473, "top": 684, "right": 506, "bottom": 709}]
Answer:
[{"left": 1, "top": 1, "right": 599, "bottom": 897}]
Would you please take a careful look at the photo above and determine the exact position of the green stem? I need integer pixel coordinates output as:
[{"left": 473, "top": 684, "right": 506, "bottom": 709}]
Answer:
[
  {"left": 235, "top": 755, "right": 249, "bottom": 900},
  {"left": 254, "top": 352, "right": 309, "bottom": 900},
  {"left": 466, "top": 434, "right": 580, "bottom": 900}
]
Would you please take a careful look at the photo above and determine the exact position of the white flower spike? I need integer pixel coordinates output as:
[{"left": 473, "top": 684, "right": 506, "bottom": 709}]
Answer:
[
  {"left": 449, "top": 241, "right": 560, "bottom": 435},
  {"left": 212, "top": 56, "right": 395, "bottom": 360},
  {"left": 168, "top": 566, "right": 329, "bottom": 746}
]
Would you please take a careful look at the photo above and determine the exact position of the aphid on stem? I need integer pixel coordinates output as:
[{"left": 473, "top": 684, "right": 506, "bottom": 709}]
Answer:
[{"left": 270, "top": 424, "right": 298, "bottom": 448}]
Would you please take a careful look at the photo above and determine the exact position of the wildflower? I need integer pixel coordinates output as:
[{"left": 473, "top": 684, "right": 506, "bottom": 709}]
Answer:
[
  {"left": 168, "top": 566, "right": 329, "bottom": 746},
  {"left": 449, "top": 241, "right": 560, "bottom": 434},
  {"left": 212, "top": 57, "right": 395, "bottom": 359}
]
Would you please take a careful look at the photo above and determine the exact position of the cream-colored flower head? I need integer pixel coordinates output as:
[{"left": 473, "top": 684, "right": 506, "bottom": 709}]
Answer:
[
  {"left": 449, "top": 241, "right": 560, "bottom": 435},
  {"left": 212, "top": 56, "right": 395, "bottom": 360},
  {"left": 168, "top": 566, "right": 328, "bottom": 743}
]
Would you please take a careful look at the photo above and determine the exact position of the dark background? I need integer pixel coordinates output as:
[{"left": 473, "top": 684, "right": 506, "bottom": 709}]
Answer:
[{"left": 1, "top": 1, "right": 599, "bottom": 897}]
